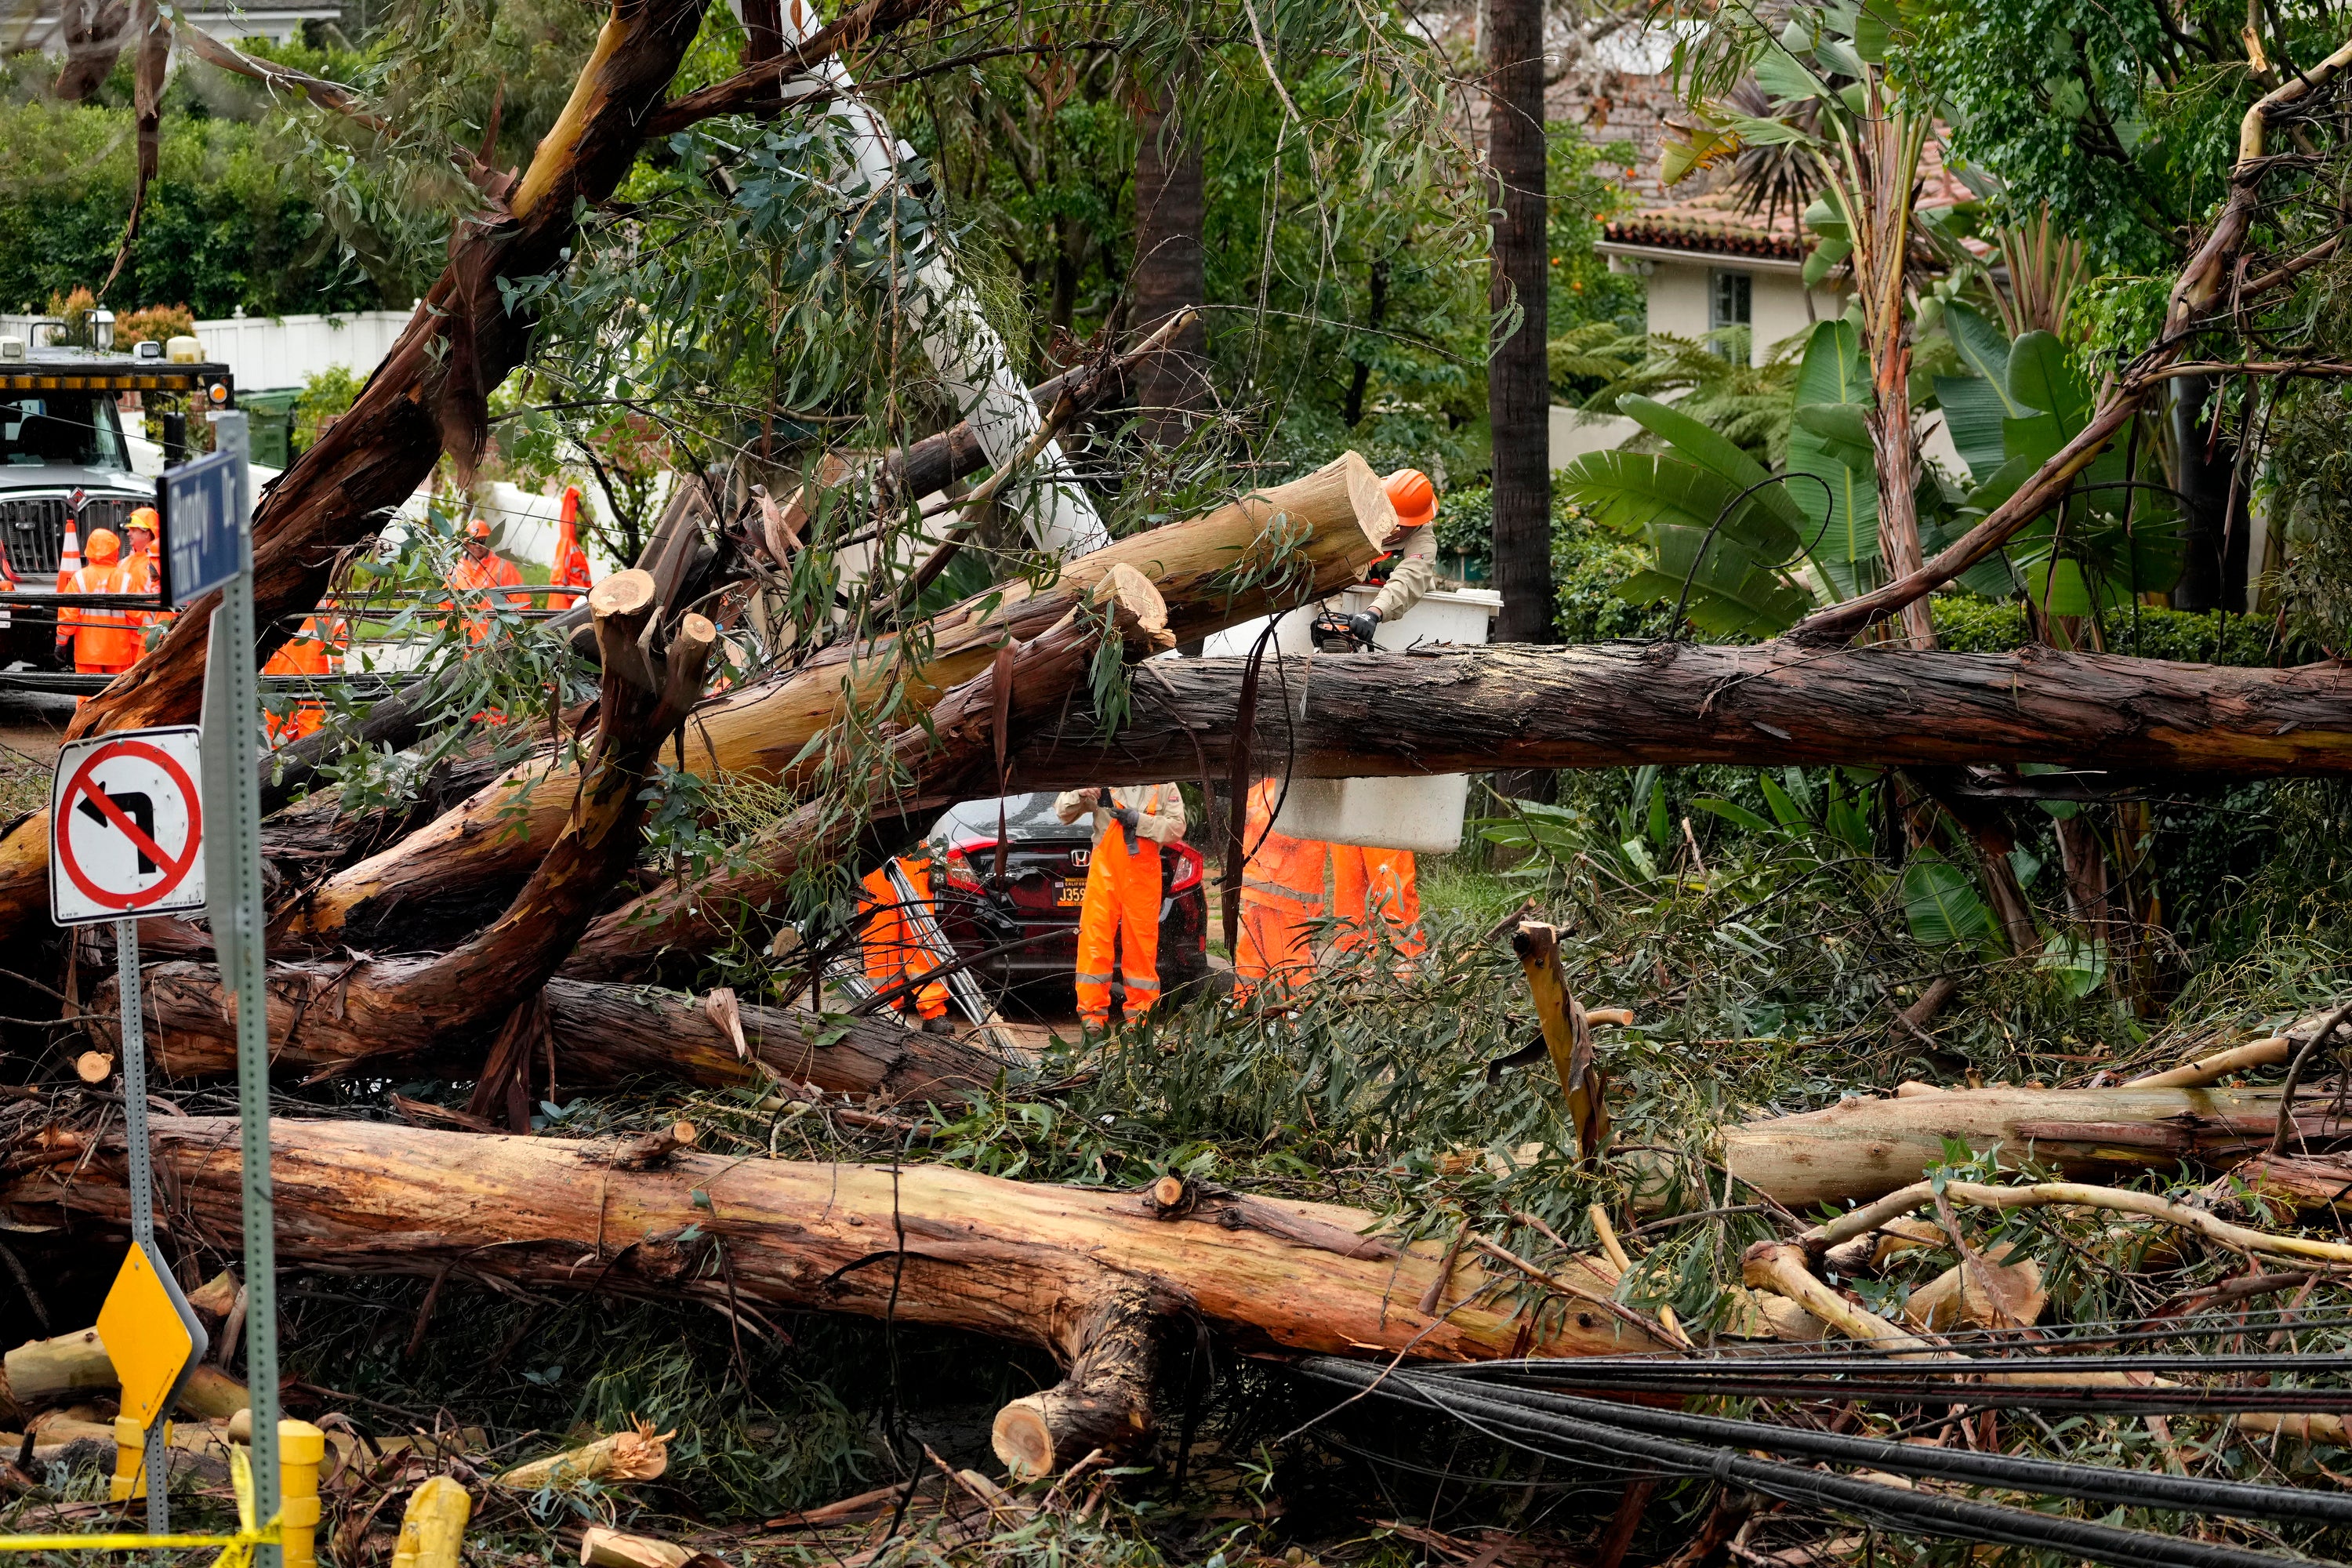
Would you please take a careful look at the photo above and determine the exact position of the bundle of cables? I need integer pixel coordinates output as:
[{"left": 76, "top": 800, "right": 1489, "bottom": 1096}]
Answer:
[{"left": 1299, "top": 1347, "right": 2352, "bottom": 1568}]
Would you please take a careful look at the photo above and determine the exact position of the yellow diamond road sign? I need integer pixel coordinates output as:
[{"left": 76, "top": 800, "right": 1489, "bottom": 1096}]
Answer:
[{"left": 96, "top": 1241, "right": 208, "bottom": 1427}]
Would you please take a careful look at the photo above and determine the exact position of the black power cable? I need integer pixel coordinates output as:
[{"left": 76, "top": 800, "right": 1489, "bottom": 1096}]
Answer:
[
  {"left": 1325, "top": 1363, "right": 2352, "bottom": 1527},
  {"left": 1301, "top": 1359, "right": 2325, "bottom": 1568},
  {"left": 1429, "top": 1358, "right": 2352, "bottom": 1414}
]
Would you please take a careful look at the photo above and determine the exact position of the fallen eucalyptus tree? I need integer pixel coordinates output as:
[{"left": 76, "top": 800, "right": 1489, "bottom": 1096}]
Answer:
[{"left": 5, "top": 1119, "right": 1665, "bottom": 1477}]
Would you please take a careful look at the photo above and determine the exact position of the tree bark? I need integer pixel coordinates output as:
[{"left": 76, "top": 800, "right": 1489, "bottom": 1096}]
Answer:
[
  {"left": 279, "top": 454, "right": 1392, "bottom": 949},
  {"left": 1131, "top": 77, "right": 1208, "bottom": 446},
  {"left": 1723, "top": 1082, "right": 2350, "bottom": 1209},
  {"left": 1485, "top": 0, "right": 1552, "bottom": 650},
  {"left": 95, "top": 971, "right": 1000, "bottom": 1102},
  {"left": 2169, "top": 376, "right": 2250, "bottom": 614},
  {"left": 7, "top": 1119, "right": 1669, "bottom": 1396},
  {"left": 990, "top": 1280, "right": 1167, "bottom": 1477},
  {"left": 1001, "top": 643, "right": 2352, "bottom": 787}
]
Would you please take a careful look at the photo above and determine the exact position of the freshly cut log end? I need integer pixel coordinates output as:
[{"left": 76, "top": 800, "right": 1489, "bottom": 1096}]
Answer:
[
  {"left": 590, "top": 568, "right": 659, "bottom": 619},
  {"left": 990, "top": 1285, "right": 1166, "bottom": 1479},
  {"left": 74, "top": 1052, "right": 113, "bottom": 1084}
]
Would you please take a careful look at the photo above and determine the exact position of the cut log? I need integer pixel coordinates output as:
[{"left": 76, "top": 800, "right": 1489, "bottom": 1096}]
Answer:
[
  {"left": 608, "top": 1121, "right": 698, "bottom": 1169},
  {"left": 1006, "top": 644, "right": 2352, "bottom": 788},
  {"left": 285, "top": 454, "right": 1388, "bottom": 949},
  {"left": 1722, "top": 1083, "right": 2348, "bottom": 1209},
  {"left": 5, "top": 1120, "right": 1667, "bottom": 1411},
  {"left": 101, "top": 971, "right": 1001, "bottom": 1102},
  {"left": 989, "top": 1281, "right": 1166, "bottom": 1478},
  {"left": 0, "top": 1328, "right": 248, "bottom": 1423}
]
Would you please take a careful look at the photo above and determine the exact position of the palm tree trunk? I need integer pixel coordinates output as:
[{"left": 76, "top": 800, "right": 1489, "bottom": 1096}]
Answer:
[
  {"left": 1132, "top": 76, "right": 1207, "bottom": 445},
  {"left": 1486, "top": 0, "right": 1552, "bottom": 651}
]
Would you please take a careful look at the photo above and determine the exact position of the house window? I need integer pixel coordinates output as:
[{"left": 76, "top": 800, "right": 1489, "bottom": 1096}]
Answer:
[{"left": 1710, "top": 269, "right": 1752, "bottom": 358}]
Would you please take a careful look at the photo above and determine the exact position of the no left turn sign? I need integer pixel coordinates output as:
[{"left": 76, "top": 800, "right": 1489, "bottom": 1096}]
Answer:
[{"left": 49, "top": 726, "right": 205, "bottom": 927}]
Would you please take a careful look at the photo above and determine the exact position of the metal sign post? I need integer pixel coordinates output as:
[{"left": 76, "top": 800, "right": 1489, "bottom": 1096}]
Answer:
[
  {"left": 46, "top": 723, "right": 209, "bottom": 1523},
  {"left": 184, "top": 409, "right": 280, "bottom": 1568}
]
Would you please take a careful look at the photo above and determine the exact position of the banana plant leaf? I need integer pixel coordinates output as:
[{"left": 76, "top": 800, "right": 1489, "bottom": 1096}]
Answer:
[
  {"left": 1620, "top": 523, "right": 1815, "bottom": 637},
  {"left": 1944, "top": 303, "right": 2024, "bottom": 405},
  {"left": 1900, "top": 855, "right": 1998, "bottom": 947},
  {"left": 1617, "top": 394, "right": 1809, "bottom": 550},
  {"left": 1932, "top": 374, "right": 2009, "bottom": 485}
]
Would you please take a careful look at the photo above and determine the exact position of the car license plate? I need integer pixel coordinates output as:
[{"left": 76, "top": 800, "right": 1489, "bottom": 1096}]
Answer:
[{"left": 1058, "top": 881, "right": 1083, "bottom": 907}]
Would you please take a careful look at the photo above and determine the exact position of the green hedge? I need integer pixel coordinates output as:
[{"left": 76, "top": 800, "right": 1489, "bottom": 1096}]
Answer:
[
  {"left": 0, "top": 100, "right": 378, "bottom": 319},
  {"left": 1929, "top": 597, "right": 2292, "bottom": 666}
]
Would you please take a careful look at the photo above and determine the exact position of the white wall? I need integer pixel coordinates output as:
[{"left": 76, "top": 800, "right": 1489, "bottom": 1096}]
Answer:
[
  {"left": 0, "top": 309, "right": 416, "bottom": 394},
  {"left": 194, "top": 310, "right": 416, "bottom": 392},
  {"left": 1628, "top": 255, "right": 1838, "bottom": 363}
]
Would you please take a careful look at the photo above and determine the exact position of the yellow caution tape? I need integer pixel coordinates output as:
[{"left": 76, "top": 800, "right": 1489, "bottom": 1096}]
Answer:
[{"left": 0, "top": 1439, "right": 281, "bottom": 1566}]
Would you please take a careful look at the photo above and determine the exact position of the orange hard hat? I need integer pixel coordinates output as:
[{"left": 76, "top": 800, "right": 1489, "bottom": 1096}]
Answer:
[
  {"left": 465, "top": 517, "right": 493, "bottom": 539},
  {"left": 84, "top": 528, "right": 121, "bottom": 564},
  {"left": 1383, "top": 468, "right": 1437, "bottom": 528}
]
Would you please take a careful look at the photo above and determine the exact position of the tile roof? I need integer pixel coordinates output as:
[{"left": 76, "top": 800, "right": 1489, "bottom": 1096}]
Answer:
[
  {"left": 1602, "top": 190, "right": 1807, "bottom": 262},
  {"left": 1602, "top": 135, "right": 1978, "bottom": 264}
]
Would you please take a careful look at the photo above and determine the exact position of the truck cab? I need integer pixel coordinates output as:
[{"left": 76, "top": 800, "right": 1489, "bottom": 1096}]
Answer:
[{"left": 0, "top": 340, "right": 234, "bottom": 669}]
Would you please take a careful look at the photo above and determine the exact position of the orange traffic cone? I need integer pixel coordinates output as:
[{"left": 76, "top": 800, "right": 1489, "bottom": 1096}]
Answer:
[{"left": 55, "top": 517, "right": 80, "bottom": 593}]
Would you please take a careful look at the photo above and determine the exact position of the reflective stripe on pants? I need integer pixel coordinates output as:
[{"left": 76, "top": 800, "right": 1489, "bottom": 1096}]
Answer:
[
  {"left": 1232, "top": 779, "right": 1326, "bottom": 1002},
  {"left": 1075, "top": 822, "right": 1161, "bottom": 1027}
]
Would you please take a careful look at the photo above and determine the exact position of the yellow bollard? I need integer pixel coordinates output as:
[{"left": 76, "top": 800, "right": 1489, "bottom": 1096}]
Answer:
[
  {"left": 278, "top": 1419, "right": 326, "bottom": 1568},
  {"left": 388, "top": 1475, "right": 473, "bottom": 1568},
  {"left": 108, "top": 1415, "right": 172, "bottom": 1501}
]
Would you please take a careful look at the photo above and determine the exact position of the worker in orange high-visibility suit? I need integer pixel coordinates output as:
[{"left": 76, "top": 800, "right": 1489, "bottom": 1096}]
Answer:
[
  {"left": 1232, "top": 776, "right": 1327, "bottom": 1003},
  {"left": 1321, "top": 466, "right": 1441, "bottom": 964},
  {"left": 53, "top": 528, "right": 141, "bottom": 688},
  {"left": 1054, "top": 783, "right": 1186, "bottom": 1032},
  {"left": 263, "top": 615, "right": 342, "bottom": 742},
  {"left": 117, "top": 508, "right": 170, "bottom": 653},
  {"left": 442, "top": 518, "right": 528, "bottom": 641},
  {"left": 857, "top": 855, "right": 953, "bottom": 1029},
  {"left": 546, "top": 486, "right": 593, "bottom": 611}
]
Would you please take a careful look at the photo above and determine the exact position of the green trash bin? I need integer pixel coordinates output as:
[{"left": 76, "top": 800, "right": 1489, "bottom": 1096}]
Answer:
[{"left": 241, "top": 387, "right": 303, "bottom": 469}]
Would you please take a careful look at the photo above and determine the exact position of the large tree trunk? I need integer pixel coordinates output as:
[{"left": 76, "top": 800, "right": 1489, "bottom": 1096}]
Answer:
[
  {"left": 281, "top": 454, "right": 1392, "bottom": 949},
  {"left": 99, "top": 971, "right": 1000, "bottom": 1102},
  {"left": 1724, "top": 1081, "right": 2350, "bottom": 1209},
  {"left": 1131, "top": 75, "right": 1208, "bottom": 446},
  {"left": 8, "top": 1119, "right": 1667, "bottom": 1466},
  {"left": 1484, "top": 0, "right": 1552, "bottom": 651},
  {"left": 1002, "top": 643, "right": 2352, "bottom": 786}
]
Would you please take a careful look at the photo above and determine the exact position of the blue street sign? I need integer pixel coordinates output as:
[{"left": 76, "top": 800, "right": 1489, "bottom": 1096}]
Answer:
[{"left": 162, "top": 448, "right": 247, "bottom": 608}]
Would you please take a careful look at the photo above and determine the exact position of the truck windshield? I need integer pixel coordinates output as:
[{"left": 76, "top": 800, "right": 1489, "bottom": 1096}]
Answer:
[{"left": 1, "top": 393, "right": 129, "bottom": 470}]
